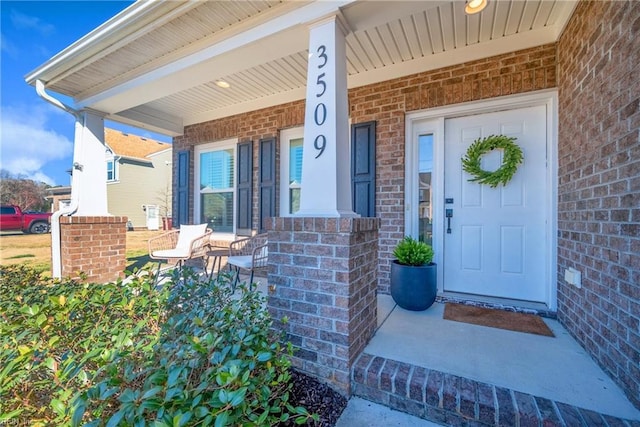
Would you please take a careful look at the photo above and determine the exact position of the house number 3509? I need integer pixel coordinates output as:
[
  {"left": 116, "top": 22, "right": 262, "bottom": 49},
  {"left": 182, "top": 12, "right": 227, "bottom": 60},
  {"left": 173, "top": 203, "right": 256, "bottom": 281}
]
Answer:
[{"left": 313, "top": 44, "right": 328, "bottom": 158}]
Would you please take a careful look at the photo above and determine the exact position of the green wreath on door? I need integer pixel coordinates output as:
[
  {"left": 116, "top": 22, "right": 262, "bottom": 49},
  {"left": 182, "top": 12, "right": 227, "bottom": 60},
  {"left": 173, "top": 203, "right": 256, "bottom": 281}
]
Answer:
[{"left": 461, "top": 135, "right": 524, "bottom": 188}]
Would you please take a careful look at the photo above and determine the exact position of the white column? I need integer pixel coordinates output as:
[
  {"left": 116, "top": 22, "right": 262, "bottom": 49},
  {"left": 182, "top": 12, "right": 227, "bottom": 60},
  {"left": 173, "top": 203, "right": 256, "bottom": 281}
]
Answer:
[
  {"left": 298, "top": 16, "right": 356, "bottom": 218},
  {"left": 71, "top": 110, "right": 109, "bottom": 215}
]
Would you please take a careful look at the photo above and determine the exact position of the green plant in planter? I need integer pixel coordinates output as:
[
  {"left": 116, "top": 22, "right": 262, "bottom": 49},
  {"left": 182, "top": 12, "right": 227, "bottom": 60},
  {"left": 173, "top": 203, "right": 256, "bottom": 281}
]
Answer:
[
  {"left": 393, "top": 236, "right": 434, "bottom": 266},
  {"left": 391, "top": 236, "right": 437, "bottom": 311}
]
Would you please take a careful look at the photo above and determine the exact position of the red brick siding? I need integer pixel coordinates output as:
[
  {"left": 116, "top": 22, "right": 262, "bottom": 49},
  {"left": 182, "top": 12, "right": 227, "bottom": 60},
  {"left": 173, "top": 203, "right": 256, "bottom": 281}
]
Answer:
[
  {"left": 266, "top": 217, "right": 379, "bottom": 395},
  {"left": 173, "top": 101, "right": 305, "bottom": 227},
  {"left": 349, "top": 44, "right": 556, "bottom": 292},
  {"left": 173, "top": 45, "right": 556, "bottom": 293},
  {"left": 59, "top": 216, "right": 127, "bottom": 283},
  {"left": 557, "top": 0, "right": 640, "bottom": 409}
]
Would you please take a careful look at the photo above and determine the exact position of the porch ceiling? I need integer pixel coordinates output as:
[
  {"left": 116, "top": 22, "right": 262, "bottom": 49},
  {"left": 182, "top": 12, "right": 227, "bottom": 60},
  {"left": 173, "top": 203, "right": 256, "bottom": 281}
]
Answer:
[{"left": 26, "top": 0, "right": 576, "bottom": 137}]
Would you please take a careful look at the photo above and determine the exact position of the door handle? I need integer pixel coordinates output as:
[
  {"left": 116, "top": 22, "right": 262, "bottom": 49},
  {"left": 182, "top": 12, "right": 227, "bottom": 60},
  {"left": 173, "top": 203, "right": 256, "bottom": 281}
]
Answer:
[{"left": 445, "top": 209, "right": 453, "bottom": 234}]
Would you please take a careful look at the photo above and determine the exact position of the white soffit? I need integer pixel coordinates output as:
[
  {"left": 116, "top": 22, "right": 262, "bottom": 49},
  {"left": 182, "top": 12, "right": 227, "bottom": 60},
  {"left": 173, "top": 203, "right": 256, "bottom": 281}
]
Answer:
[
  {"left": 180, "top": 0, "right": 576, "bottom": 127},
  {"left": 27, "top": 0, "right": 577, "bottom": 135}
]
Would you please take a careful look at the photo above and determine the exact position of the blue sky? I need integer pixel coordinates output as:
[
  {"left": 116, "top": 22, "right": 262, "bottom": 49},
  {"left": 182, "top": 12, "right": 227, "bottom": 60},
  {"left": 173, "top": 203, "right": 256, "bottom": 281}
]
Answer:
[{"left": 1, "top": 1, "right": 171, "bottom": 187}]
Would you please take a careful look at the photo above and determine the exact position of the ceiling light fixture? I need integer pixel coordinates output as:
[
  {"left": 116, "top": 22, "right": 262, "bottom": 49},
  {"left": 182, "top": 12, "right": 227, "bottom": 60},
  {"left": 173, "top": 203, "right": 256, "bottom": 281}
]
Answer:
[
  {"left": 215, "top": 80, "right": 230, "bottom": 89},
  {"left": 465, "top": 0, "right": 487, "bottom": 15}
]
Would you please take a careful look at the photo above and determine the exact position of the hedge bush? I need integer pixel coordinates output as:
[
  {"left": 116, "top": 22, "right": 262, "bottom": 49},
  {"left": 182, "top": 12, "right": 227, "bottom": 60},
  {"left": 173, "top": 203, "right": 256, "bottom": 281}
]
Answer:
[{"left": 0, "top": 265, "right": 315, "bottom": 426}]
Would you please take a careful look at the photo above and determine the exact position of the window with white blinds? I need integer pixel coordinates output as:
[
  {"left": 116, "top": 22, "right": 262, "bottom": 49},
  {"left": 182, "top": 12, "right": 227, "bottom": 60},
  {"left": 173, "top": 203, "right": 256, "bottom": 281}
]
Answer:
[
  {"left": 195, "top": 140, "right": 236, "bottom": 233},
  {"left": 288, "top": 138, "right": 303, "bottom": 214},
  {"left": 200, "top": 149, "right": 234, "bottom": 191},
  {"left": 280, "top": 127, "right": 304, "bottom": 216}
]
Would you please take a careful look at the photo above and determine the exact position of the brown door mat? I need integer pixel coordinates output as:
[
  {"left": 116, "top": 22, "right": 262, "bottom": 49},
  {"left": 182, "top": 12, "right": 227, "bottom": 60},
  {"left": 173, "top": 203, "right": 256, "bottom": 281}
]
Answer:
[{"left": 443, "top": 303, "right": 555, "bottom": 337}]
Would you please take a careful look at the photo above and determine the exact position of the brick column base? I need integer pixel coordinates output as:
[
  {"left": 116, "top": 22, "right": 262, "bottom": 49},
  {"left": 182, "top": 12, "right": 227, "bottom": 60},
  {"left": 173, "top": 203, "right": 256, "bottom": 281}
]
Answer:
[
  {"left": 267, "top": 217, "right": 380, "bottom": 396},
  {"left": 58, "top": 216, "right": 127, "bottom": 283}
]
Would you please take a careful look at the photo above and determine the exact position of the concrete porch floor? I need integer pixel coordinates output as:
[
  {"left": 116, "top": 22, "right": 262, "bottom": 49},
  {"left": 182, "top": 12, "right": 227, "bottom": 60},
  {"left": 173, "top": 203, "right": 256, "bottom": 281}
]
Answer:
[
  {"left": 212, "top": 271, "right": 639, "bottom": 424},
  {"left": 365, "top": 295, "right": 640, "bottom": 422}
]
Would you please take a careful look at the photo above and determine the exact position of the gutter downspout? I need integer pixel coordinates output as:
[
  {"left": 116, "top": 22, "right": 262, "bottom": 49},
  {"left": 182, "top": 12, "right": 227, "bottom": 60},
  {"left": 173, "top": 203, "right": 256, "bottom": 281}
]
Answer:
[{"left": 36, "top": 80, "right": 81, "bottom": 278}]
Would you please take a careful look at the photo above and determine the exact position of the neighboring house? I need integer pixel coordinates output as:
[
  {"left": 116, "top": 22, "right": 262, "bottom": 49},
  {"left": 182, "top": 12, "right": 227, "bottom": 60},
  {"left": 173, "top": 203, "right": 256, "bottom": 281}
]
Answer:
[
  {"left": 25, "top": 0, "right": 639, "bottom": 412},
  {"left": 105, "top": 128, "right": 172, "bottom": 229},
  {"left": 46, "top": 186, "right": 71, "bottom": 212}
]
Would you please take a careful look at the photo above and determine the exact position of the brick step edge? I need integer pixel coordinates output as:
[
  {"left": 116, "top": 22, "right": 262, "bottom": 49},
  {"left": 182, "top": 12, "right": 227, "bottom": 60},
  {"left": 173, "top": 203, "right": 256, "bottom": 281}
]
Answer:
[{"left": 352, "top": 353, "right": 640, "bottom": 427}]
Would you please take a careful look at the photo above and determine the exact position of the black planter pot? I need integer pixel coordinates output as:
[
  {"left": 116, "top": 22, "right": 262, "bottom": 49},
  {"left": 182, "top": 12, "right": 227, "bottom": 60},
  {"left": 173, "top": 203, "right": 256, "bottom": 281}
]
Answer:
[{"left": 390, "top": 260, "right": 437, "bottom": 311}]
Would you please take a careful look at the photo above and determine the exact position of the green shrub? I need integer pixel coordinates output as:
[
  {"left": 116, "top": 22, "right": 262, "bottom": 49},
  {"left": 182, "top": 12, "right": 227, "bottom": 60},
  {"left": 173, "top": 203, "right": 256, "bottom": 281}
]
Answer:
[
  {"left": 392, "top": 236, "right": 434, "bottom": 266},
  {"left": 0, "top": 265, "right": 315, "bottom": 426},
  {"left": 0, "top": 265, "right": 168, "bottom": 426}
]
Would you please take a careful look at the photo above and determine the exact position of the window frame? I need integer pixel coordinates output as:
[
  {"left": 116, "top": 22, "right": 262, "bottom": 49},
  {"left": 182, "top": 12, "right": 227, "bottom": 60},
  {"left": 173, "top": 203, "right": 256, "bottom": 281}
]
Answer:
[
  {"left": 194, "top": 138, "right": 237, "bottom": 236},
  {"left": 279, "top": 127, "right": 304, "bottom": 217},
  {"left": 106, "top": 153, "right": 117, "bottom": 182}
]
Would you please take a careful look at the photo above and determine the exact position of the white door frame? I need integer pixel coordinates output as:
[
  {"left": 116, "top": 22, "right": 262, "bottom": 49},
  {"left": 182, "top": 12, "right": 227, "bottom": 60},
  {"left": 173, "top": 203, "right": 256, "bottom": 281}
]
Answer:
[{"left": 405, "top": 89, "right": 558, "bottom": 310}]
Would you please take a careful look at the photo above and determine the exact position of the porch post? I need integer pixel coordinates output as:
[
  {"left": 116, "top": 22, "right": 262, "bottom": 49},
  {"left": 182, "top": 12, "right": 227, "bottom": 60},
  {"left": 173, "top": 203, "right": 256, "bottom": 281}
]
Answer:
[
  {"left": 56, "top": 110, "right": 127, "bottom": 283},
  {"left": 267, "top": 217, "right": 380, "bottom": 396},
  {"left": 72, "top": 109, "right": 108, "bottom": 215},
  {"left": 266, "top": 14, "right": 381, "bottom": 397},
  {"left": 298, "top": 15, "right": 355, "bottom": 218}
]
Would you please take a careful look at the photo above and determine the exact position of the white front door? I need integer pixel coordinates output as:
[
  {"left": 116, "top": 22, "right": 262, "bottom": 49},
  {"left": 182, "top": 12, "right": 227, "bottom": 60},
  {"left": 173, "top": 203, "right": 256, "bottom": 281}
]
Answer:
[
  {"left": 146, "top": 205, "right": 160, "bottom": 231},
  {"left": 443, "top": 105, "right": 548, "bottom": 302}
]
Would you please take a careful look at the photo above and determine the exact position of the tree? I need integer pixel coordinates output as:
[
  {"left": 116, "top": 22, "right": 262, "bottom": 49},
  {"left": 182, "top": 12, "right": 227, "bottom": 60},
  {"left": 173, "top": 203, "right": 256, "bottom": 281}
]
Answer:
[
  {"left": 0, "top": 170, "right": 52, "bottom": 212},
  {"left": 156, "top": 181, "right": 173, "bottom": 229}
]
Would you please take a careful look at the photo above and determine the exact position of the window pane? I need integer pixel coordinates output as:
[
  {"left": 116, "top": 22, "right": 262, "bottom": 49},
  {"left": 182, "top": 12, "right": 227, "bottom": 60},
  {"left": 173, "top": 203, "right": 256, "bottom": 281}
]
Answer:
[
  {"left": 200, "top": 149, "right": 234, "bottom": 190},
  {"left": 418, "top": 134, "right": 433, "bottom": 245},
  {"left": 201, "top": 192, "right": 233, "bottom": 232},
  {"left": 289, "top": 138, "right": 303, "bottom": 185},
  {"left": 290, "top": 188, "right": 300, "bottom": 214},
  {"left": 288, "top": 138, "right": 303, "bottom": 214},
  {"left": 107, "top": 160, "right": 114, "bottom": 181}
]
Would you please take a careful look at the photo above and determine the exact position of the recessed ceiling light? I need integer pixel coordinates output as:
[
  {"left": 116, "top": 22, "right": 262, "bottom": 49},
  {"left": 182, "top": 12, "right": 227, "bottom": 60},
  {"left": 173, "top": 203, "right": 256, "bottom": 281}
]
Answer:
[
  {"left": 215, "top": 80, "right": 230, "bottom": 89},
  {"left": 465, "top": 0, "right": 487, "bottom": 15}
]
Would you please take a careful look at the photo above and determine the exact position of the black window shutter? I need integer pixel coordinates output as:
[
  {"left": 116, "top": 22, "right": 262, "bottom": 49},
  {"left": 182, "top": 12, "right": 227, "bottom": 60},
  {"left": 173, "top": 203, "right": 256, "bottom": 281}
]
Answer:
[
  {"left": 236, "top": 140, "right": 253, "bottom": 236},
  {"left": 259, "top": 137, "right": 276, "bottom": 233},
  {"left": 351, "top": 121, "right": 376, "bottom": 217},
  {"left": 175, "top": 150, "right": 190, "bottom": 227}
]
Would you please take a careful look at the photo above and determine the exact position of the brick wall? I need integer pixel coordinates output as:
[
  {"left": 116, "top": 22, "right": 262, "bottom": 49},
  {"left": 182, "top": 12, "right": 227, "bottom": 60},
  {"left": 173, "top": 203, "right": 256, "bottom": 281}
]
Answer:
[
  {"left": 349, "top": 44, "right": 556, "bottom": 292},
  {"left": 557, "top": 0, "right": 640, "bottom": 409},
  {"left": 48, "top": 194, "right": 71, "bottom": 212},
  {"left": 173, "top": 100, "right": 306, "bottom": 228},
  {"left": 174, "top": 45, "right": 555, "bottom": 293},
  {"left": 59, "top": 216, "right": 127, "bottom": 283},
  {"left": 266, "top": 217, "right": 380, "bottom": 395}
]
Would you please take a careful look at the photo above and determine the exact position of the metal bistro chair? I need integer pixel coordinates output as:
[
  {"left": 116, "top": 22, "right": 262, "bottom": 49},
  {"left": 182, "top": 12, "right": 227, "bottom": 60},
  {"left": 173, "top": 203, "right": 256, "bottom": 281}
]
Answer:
[
  {"left": 148, "top": 223, "right": 212, "bottom": 283},
  {"left": 226, "top": 233, "right": 268, "bottom": 288}
]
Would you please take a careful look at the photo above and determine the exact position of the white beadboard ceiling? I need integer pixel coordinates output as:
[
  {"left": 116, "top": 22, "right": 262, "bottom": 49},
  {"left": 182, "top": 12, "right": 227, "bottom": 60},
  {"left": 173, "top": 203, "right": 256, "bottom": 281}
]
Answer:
[{"left": 27, "top": 0, "right": 577, "bottom": 136}]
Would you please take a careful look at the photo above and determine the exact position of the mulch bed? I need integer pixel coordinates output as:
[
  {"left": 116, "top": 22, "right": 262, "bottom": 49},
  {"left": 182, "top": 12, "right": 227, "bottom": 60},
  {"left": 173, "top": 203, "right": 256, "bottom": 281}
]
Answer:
[{"left": 281, "top": 369, "right": 349, "bottom": 427}]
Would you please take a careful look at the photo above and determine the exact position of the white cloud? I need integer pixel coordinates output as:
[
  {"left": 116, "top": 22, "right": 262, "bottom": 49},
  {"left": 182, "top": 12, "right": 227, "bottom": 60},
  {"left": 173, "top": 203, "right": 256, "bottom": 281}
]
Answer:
[
  {"left": 0, "top": 32, "right": 19, "bottom": 58},
  {"left": 5, "top": 10, "right": 57, "bottom": 59},
  {"left": 0, "top": 104, "right": 73, "bottom": 185},
  {"left": 10, "top": 10, "right": 56, "bottom": 36}
]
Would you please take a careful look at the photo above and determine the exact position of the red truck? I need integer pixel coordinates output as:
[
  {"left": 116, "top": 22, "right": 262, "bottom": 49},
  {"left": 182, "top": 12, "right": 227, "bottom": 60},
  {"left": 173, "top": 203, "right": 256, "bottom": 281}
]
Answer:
[{"left": 0, "top": 205, "right": 52, "bottom": 234}]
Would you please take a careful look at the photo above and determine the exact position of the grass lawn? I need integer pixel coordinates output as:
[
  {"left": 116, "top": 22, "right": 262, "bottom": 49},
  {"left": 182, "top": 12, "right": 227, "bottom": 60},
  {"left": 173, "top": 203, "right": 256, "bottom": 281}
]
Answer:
[{"left": 0, "top": 229, "right": 167, "bottom": 276}]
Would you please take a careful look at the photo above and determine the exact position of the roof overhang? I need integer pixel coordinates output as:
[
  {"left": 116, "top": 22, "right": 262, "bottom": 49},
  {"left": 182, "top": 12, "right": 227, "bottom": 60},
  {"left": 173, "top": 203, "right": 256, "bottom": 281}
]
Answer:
[
  {"left": 115, "top": 155, "right": 153, "bottom": 165},
  {"left": 26, "top": 0, "right": 577, "bottom": 137}
]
